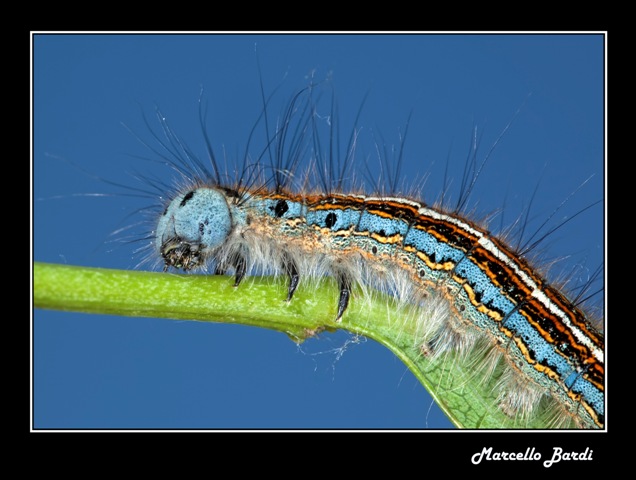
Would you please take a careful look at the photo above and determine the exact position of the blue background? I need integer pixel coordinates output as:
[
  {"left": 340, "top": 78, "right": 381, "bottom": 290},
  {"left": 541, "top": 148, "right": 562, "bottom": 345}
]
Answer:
[{"left": 33, "top": 33, "right": 604, "bottom": 429}]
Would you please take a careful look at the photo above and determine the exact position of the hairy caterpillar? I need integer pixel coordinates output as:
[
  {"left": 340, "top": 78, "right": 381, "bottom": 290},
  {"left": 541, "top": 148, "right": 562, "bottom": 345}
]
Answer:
[{"left": 33, "top": 34, "right": 600, "bottom": 432}]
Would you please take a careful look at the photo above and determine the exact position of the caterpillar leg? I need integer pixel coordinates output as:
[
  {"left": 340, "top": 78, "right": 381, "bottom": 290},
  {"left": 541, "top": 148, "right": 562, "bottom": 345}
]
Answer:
[
  {"left": 336, "top": 273, "right": 352, "bottom": 322},
  {"left": 284, "top": 256, "right": 300, "bottom": 302},
  {"left": 233, "top": 255, "right": 246, "bottom": 287}
]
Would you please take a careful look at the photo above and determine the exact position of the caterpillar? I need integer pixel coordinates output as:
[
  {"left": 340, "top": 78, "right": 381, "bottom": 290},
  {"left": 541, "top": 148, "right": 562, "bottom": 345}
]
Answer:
[
  {"left": 34, "top": 34, "right": 604, "bottom": 429},
  {"left": 138, "top": 75, "right": 603, "bottom": 429}
]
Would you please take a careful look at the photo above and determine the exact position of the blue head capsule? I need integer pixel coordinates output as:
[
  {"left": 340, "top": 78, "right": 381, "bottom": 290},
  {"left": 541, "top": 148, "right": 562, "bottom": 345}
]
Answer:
[{"left": 155, "top": 188, "right": 233, "bottom": 271}]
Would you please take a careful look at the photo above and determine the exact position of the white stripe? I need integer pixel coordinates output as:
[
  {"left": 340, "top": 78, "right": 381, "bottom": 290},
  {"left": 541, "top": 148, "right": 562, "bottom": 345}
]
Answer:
[{"left": 419, "top": 206, "right": 604, "bottom": 364}]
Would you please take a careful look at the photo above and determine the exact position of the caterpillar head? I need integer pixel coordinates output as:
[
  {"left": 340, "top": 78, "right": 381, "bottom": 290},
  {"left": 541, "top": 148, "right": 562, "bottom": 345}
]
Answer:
[{"left": 155, "top": 188, "right": 233, "bottom": 271}]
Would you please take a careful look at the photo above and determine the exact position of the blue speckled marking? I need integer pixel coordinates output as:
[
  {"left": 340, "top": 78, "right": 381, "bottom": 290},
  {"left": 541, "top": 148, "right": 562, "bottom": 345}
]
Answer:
[
  {"left": 358, "top": 211, "right": 409, "bottom": 237},
  {"left": 404, "top": 227, "right": 465, "bottom": 263}
]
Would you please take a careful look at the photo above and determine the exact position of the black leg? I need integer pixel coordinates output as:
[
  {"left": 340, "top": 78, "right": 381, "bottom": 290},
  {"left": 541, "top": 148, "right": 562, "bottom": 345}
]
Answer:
[
  {"left": 284, "top": 257, "right": 300, "bottom": 302},
  {"left": 233, "top": 255, "right": 246, "bottom": 287},
  {"left": 336, "top": 273, "right": 352, "bottom": 322}
]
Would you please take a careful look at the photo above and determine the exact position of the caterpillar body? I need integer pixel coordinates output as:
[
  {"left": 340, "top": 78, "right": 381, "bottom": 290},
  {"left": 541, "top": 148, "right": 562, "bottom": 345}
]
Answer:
[{"left": 146, "top": 83, "right": 604, "bottom": 429}]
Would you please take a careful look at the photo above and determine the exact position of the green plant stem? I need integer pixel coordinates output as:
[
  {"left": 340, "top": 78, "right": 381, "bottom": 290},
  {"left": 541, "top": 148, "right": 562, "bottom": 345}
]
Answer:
[{"left": 34, "top": 261, "right": 552, "bottom": 428}]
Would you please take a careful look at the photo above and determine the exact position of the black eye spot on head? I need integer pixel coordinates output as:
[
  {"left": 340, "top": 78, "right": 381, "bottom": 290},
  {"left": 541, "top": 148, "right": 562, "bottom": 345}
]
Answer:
[
  {"left": 180, "top": 191, "right": 195, "bottom": 207},
  {"left": 419, "top": 269, "right": 425, "bottom": 277},
  {"left": 371, "top": 246, "right": 378, "bottom": 254},
  {"left": 274, "top": 199, "right": 289, "bottom": 217},
  {"left": 325, "top": 212, "right": 337, "bottom": 228}
]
